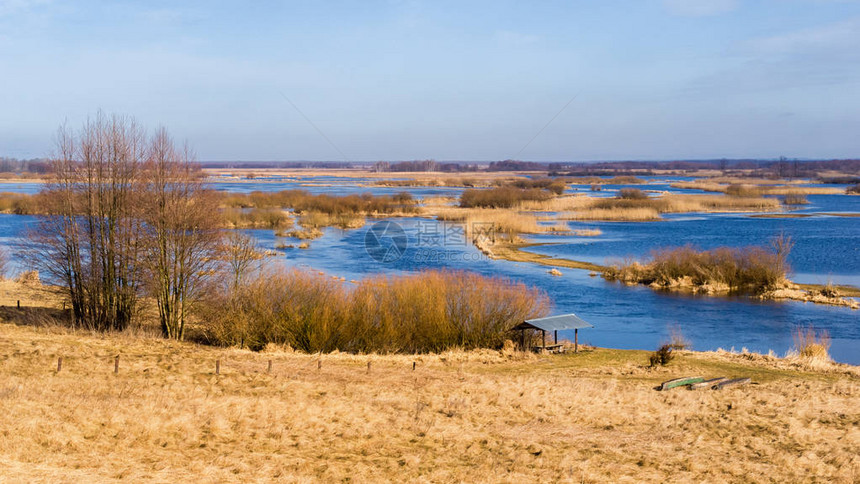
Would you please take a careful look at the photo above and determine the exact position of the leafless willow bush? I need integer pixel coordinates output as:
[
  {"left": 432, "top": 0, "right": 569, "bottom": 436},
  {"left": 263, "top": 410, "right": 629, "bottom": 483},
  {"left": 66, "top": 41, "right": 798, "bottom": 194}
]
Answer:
[{"left": 198, "top": 269, "right": 550, "bottom": 353}]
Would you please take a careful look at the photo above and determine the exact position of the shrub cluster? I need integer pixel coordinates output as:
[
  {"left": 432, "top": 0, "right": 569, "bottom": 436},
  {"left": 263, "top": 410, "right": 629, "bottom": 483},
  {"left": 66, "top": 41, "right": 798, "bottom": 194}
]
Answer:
[
  {"left": 725, "top": 184, "right": 762, "bottom": 197},
  {"left": 507, "top": 178, "right": 567, "bottom": 195},
  {"left": 222, "top": 208, "right": 293, "bottom": 229},
  {"left": 782, "top": 194, "right": 808, "bottom": 205},
  {"left": 604, "top": 241, "right": 790, "bottom": 293},
  {"left": 459, "top": 187, "right": 553, "bottom": 208},
  {"left": 198, "top": 269, "right": 550, "bottom": 353},
  {"left": 220, "top": 190, "right": 418, "bottom": 216},
  {"left": 0, "top": 192, "right": 47, "bottom": 215},
  {"left": 617, "top": 188, "right": 649, "bottom": 200}
]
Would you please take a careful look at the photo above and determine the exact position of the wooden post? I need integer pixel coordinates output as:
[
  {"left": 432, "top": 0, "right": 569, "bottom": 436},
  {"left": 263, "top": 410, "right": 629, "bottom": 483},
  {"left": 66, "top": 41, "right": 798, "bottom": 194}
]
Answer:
[
  {"left": 367, "top": 361, "right": 371, "bottom": 373},
  {"left": 317, "top": 359, "right": 322, "bottom": 370},
  {"left": 56, "top": 356, "right": 63, "bottom": 372},
  {"left": 267, "top": 360, "right": 273, "bottom": 373},
  {"left": 412, "top": 361, "right": 416, "bottom": 371},
  {"left": 215, "top": 359, "right": 221, "bottom": 375},
  {"left": 554, "top": 330, "right": 558, "bottom": 345},
  {"left": 575, "top": 328, "right": 579, "bottom": 353},
  {"left": 17, "top": 300, "right": 20, "bottom": 309},
  {"left": 542, "top": 330, "right": 546, "bottom": 350},
  {"left": 114, "top": 355, "right": 119, "bottom": 374}
]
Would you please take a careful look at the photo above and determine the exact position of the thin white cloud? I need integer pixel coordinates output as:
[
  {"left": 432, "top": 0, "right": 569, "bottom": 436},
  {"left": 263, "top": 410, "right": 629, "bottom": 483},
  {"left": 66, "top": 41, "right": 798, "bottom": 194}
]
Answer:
[{"left": 662, "top": 0, "right": 738, "bottom": 17}]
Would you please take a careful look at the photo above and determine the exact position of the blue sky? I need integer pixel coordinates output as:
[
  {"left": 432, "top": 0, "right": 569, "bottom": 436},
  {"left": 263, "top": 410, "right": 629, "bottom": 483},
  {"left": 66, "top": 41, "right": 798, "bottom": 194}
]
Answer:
[{"left": 2, "top": 0, "right": 860, "bottom": 161}]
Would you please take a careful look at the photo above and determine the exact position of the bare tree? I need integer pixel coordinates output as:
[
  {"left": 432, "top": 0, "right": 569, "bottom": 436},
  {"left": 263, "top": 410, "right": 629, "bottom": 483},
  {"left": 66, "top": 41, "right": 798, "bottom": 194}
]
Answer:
[
  {"left": 36, "top": 113, "right": 146, "bottom": 331},
  {"left": 222, "top": 231, "right": 263, "bottom": 290},
  {"left": 33, "top": 114, "right": 222, "bottom": 338},
  {"left": 141, "top": 128, "right": 223, "bottom": 340}
]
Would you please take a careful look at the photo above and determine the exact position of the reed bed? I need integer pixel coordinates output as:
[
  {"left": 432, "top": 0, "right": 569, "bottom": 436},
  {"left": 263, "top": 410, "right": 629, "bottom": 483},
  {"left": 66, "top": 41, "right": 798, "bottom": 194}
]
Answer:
[
  {"left": 516, "top": 195, "right": 592, "bottom": 212},
  {"left": 435, "top": 208, "right": 548, "bottom": 236},
  {"left": 660, "top": 194, "right": 780, "bottom": 212},
  {"left": 558, "top": 194, "right": 780, "bottom": 221},
  {"left": 219, "top": 189, "right": 419, "bottom": 216},
  {"left": 199, "top": 269, "right": 549, "bottom": 353},
  {"left": 561, "top": 207, "right": 662, "bottom": 221},
  {"left": 297, "top": 210, "right": 365, "bottom": 230},
  {"left": 0, "top": 192, "right": 47, "bottom": 215},
  {"left": 459, "top": 187, "right": 553, "bottom": 209},
  {"left": 792, "top": 325, "right": 831, "bottom": 364},
  {"left": 375, "top": 177, "right": 491, "bottom": 188},
  {"left": 782, "top": 194, "right": 809, "bottom": 205},
  {"left": 671, "top": 180, "right": 842, "bottom": 196},
  {"left": 567, "top": 176, "right": 647, "bottom": 185},
  {"left": 506, "top": 178, "right": 567, "bottom": 195},
  {"left": 221, "top": 208, "right": 293, "bottom": 229}
]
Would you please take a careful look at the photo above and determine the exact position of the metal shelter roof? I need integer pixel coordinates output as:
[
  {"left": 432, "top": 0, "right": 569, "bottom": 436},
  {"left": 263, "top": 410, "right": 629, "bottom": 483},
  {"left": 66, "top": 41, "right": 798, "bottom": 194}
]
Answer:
[{"left": 512, "top": 314, "right": 594, "bottom": 332}]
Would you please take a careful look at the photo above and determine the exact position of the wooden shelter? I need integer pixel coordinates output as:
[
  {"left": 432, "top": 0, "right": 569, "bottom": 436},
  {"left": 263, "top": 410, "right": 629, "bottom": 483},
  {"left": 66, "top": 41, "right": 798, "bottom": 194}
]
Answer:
[{"left": 512, "top": 314, "right": 594, "bottom": 353}]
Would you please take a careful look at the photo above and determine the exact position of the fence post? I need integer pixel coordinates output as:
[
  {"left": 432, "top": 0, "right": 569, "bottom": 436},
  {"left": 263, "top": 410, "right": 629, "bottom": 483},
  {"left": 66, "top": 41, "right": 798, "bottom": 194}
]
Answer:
[
  {"left": 412, "top": 361, "right": 416, "bottom": 371},
  {"left": 17, "top": 300, "right": 20, "bottom": 309},
  {"left": 56, "top": 356, "right": 63, "bottom": 372},
  {"left": 114, "top": 355, "right": 119, "bottom": 374},
  {"left": 267, "top": 360, "right": 273, "bottom": 373},
  {"left": 216, "top": 359, "right": 221, "bottom": 375},
  {"left": 367, "top": 361, "right": 371, "bottom": 374},
  {"left": 317, "top": 358, "right": 322, "bottom": 370}
]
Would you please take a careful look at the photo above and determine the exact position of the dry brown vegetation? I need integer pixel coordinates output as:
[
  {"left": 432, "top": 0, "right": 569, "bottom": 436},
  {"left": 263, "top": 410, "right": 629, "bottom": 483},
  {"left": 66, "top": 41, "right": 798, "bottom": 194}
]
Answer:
[
  {"left": 0, "top": 192, "right": 47, "bottom": 214},
  {"left": 198, "top": 269, "right": 548, "bottom": 353},
  {"left": 558, "top": 193, "right": 781, "bottom": 221},
  {"left": 671, "top": 180, "right": 843, "bottom": 195},
  {"left": 221, "top": 207, "right": 293, "bottom": 229},
  {"left": 567, "top": 175, "right": 647, "bottom": 185},
  {"left": 0, "top": 322, "right": 857, "bottom": 482},
  {"left": 792, "top": 326, "right": 832, "bottom": 365},
  {"left": 603, "top": 239, "right": 793, "bottom": 294},
  {"left": 220, "top": 189, "right": 418, "bottom": 215},
  {"left": 459, "top": 186, "right": 554, "bottom": 209},
  {"left": 564, "top": 207, "right": 662, "bottom": 221}
]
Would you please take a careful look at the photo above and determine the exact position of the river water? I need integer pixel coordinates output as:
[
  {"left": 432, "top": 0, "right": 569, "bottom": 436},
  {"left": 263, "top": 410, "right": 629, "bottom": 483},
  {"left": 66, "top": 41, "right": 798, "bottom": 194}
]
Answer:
[{"left": 1, "top": 175, "right": 857, "bottom": 363}]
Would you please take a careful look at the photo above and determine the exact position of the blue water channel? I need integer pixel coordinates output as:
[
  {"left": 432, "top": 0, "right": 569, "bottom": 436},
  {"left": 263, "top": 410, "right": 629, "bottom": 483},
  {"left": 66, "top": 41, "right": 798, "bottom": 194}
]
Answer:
[{"left": 1, "top": 175, "right": 857, "bottom": 363}]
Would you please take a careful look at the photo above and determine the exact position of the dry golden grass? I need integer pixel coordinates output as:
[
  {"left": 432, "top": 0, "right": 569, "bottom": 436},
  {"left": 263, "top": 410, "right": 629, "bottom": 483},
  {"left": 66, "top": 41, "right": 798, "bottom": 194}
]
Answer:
[
  {"left": 0, "top": 278, "right": 63, "bottom": 309},
  {"left": 671, "top": 180, "right": 843, "bottom": 195},
  {"left": 433, "top": 207, "right": 548, "bottom": 235},
  {"left": 516, "top": 195, "right": 592, "bottom": 212},
  {"left": 573, "top": 228, "right": 602, "bottom": 236},
  {"left": 561, "top": 207, "right": 662, "bottom": 221},
  {"left": 551, "top": 193, "right": 778, "bottom": 222},
  {"left": 203, "top": 168, "right": 538, "bottom": 181},
  {"left": 0, "top": 322, "right": 858, "bottom": 482},
  {"left": 660, "top": 194, "right": 781, "bottom": 212}
]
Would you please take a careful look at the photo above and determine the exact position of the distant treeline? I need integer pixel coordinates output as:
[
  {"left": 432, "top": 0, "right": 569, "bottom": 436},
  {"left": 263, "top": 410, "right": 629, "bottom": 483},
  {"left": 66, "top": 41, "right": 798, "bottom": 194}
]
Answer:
[
  {"left": 0, "top": 157, "right": 52, "bottom": 175},
  {"left": 7, "top": 155, "right": 860, "bottom": 176},
  {"left": 193, "top": 158, "right": 860, "bottom": 176}
]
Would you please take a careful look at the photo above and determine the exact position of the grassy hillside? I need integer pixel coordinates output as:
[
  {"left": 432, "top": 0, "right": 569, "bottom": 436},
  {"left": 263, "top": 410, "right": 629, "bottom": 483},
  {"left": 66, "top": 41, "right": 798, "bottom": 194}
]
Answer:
[{"left": 0, "top": 320, "right": 858, "bottom": 482}]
